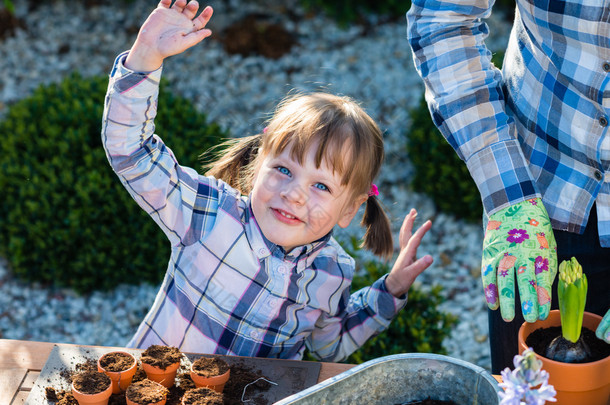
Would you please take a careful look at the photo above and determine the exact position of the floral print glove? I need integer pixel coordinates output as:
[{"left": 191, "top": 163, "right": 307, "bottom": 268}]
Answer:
[
  {"left": 596, "top": 308, "right": 610, "bottom": 343},
  {"left": 482, "top": 198, "right": 558, "bottom": 322}
]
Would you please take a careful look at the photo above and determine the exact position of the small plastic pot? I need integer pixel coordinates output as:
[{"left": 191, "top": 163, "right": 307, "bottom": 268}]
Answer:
[
  {"left": 97, "top": 351, "right": 137, "bottom": 394},
  {"left": 189, "top": 358, "right": 230, "bottom": 393},
  {"left": 142, "top": 361, "right": 181, "bottom": 388}
]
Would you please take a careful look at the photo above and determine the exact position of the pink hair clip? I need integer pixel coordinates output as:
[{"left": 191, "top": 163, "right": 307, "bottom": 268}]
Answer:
[
  {"left": 263, "top": 127, "right": 268, "bottom": 133},
  {"left": 368, "top": 183, "right": 379, "bottom": 197}
]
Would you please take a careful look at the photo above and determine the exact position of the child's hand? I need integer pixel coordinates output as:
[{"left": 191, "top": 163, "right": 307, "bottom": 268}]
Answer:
[
  {"left": 125, "top": 0, "right": 213, "bottom": 72},
  {"left": 385, "top": 209, "right": 433, "bottom": 298}
]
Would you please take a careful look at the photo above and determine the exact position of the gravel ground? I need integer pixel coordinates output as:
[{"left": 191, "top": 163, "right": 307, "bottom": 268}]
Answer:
[{"left": 0, "top": 0, "right": 514, "bottom": 371}]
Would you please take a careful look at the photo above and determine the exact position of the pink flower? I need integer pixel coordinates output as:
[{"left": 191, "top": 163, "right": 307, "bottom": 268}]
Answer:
[
  {"left": 534, "top": 256, "right": 549, "bottom": 275},
  {"left": 485, "top": 283, "right": 499, "bottom": 304},
  {"left": 507, "top": 229, "right": 529, "bottom": 244}
]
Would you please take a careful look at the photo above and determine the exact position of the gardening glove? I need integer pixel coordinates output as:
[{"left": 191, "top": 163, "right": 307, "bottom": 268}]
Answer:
[
  {"left": 482, "top": 198, "right": 558, "bottom": 323},
  {"left": 596, "top": 308, "right": 610, "bottom": 343}
]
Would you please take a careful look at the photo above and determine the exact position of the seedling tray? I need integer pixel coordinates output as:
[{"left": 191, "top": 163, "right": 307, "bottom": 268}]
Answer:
[{"left": 25, "top": 344, "right": 321, "bottom": 404}]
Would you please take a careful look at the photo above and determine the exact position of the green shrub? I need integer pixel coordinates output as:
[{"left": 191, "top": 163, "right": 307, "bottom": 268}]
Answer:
[
  {"left": 0, "top": 73, "right": 227, "bottom": 293},
  {"left": 300, "top": 0, "right": 411, "bottom": 26},
  {"left": 3, "top": 0, "right": 15, "bottom": 14},
  {"left": 299, "top": 0, "right": 516, "bottom": 27}
]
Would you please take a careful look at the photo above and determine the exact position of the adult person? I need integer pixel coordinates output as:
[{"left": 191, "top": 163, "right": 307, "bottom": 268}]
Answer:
[{"left": 407, "top": 0, "right": 610, "bottom": 373}]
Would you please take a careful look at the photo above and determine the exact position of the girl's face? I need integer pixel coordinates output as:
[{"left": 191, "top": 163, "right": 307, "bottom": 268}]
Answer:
[{"left": 250, "top": 143, "right": 367, "bottom": 253}]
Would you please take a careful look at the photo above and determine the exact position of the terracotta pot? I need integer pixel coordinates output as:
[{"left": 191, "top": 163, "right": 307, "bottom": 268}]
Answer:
[
  {"left": 125, "top": 379, "right": 168, "bottom": 405},
  {"left": 71, "top": 379, "right": 113, "bottom": 405},
  {"left": 97, "top": 351, "right": 138, "bottom": 394},
  {"left": 181, "top": 387, "right": 223, "bottom": 405},
  {"left": 142, "top": 361, "right": 180, "bottom": 388},
  {"left": 518, "top": 310, "right": 610, "bottom": 405},
  {"left": 126, "top": 398, "right": 167, "bottom": 405},
  {"left": 190, "top": 361, "right": 231, "bottom": 393}
]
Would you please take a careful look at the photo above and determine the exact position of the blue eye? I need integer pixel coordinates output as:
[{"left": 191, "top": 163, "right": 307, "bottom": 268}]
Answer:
[
  {"left": 277, "top": 166, "right": 291, "bottom": 176},
  {"left": 315, "top": 183, "right": 329, "bottom": 192}
]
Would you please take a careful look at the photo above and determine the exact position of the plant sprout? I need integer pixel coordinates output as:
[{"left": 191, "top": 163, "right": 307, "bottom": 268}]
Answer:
[
  {"left": 557, "top": 257, "right": 587, "bottom": 342},
  {"left": 545, "top": 257, "right": 591, "bottom": 362},
  {"left": 499, "top": 348, "right": 556, "bottom": 405}
]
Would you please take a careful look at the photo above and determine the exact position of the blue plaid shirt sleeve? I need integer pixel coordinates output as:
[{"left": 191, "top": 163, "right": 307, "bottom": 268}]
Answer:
[
  {"left": 407, "top": 0, "right": 540, "bottom": 214},
  {"left": 102, "top": 51, "right": 221, "bottom": 247},
  {"left": 307, "top": 274, "right": 407, "bottom": 362},
  {"left": 305, "top": 243, "right": 407, "bottom": 362}
]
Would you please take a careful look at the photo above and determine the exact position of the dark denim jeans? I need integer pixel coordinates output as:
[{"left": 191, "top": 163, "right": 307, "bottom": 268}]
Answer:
[{"left": 488, "top": 206, "right": 610, "bottom": 374}]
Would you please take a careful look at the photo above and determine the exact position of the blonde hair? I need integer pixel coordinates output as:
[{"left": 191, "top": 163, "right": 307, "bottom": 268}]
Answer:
[{"left": 204, "top": 92, "right": 393, "bottom": 258}]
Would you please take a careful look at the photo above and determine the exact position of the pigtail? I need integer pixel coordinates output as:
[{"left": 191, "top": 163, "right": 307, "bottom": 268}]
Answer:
[
  {"left": 202, "top": 134, "right": 261, "bottom": 195},
  {"left": 361, "top": 195, "right": 393, "bottom": 260}
]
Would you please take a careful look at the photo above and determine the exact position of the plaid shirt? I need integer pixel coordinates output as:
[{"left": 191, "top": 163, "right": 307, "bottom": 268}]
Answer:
[
  {"left": 408, "top": 0, "right": 610, "bottom": 246},
  {"left": 102, "top": 52, "right": 406, "bottom": 362}
]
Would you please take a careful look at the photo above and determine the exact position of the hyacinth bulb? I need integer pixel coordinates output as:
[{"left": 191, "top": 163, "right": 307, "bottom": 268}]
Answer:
[
  {"left": 545, "top": 333, "right": 592, "bottom": 363},
  {"left": 545, "top": 257, "right": 591, "bottom": 363},
  {"left": 557, "top": 257, "right": 587, "bottom": 343}
]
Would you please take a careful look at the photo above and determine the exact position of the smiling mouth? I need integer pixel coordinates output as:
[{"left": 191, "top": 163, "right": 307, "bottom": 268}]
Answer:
[
  {"left": 272, "top": 208, "right": 302, "bottom": 223},
  {"left": 279, "top": 210, "right": 296, "bottom": 219}
]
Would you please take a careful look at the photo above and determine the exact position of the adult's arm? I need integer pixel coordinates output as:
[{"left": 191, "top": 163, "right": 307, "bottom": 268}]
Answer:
[
  {"left": 407, "top": 0, "right": 540, "bottom": 214},
  {"left": 407, "top": 1, "right": 557, "bottom": 323}
]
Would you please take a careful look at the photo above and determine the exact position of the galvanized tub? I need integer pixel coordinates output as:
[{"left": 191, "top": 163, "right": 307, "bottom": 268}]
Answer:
[{"left": 274, "top": 353, "right": 500, "bottom": 405}]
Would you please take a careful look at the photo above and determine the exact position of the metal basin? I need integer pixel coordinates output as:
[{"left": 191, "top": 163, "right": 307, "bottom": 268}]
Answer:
[{"left": 274, "top": 353, "right": 500, "bottom": 405}]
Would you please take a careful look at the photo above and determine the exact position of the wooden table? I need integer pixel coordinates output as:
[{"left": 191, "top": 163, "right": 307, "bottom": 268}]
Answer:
[{"left": 0, "top": 338, "right": 356, "bottom": 404}]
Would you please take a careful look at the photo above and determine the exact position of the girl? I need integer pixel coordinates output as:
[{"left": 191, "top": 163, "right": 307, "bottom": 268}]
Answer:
[{"left": 102, "top": 0, "right": 433, "bottom": 362}]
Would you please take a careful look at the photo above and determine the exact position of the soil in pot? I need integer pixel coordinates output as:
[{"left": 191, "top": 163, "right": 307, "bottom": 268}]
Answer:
[
  {"left": 71, "top": 371, "right": 113, "bottom": 405},
  {"left": 72, "top": 371, "right": 112, "bottom": 394},
  {"left": 46, "top": 357, "right": 272, "bottom": 405},
  {"left": 526, "top": 326, "right": 610, "bottom": 363},
  {"left": 46, "top": 359, "right": 119, "bottom": 405},
  {"left": 98, "top": 351, "right": 138, "bottom": 395},
  {"left": 99, "top": 352, "right": 136, "bottom": 372},
  {"left": 190, "top": 356, "right": 230, "bottom": 392},
  {"left": 191, "top": 357, "right": 230, "bottom": 378},
  {"left": 141, "top": 345, "right": 183, "bottom": 388},
  {"left": 171, "top": 362, "right": 272, "bottom": 405},
  {"left": 126, "top": 379, "right": 169, "bottom": 405},
  {"left": 181, "top": 387, "right": 223, "bottom": 405},
  {"left": 141, "top": 345, "right": 183, "bottom": 369}
]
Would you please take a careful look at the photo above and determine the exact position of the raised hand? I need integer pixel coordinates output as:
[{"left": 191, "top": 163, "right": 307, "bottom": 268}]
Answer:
[
  {"left": 481, "top": 198, "right": 558, "bottom": 323},
  {"left": 385, "top": 209, "right": 433, "bottom": 298},
  {"left": 125, "top": 0, "right": 213, "bottom": 72}
]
